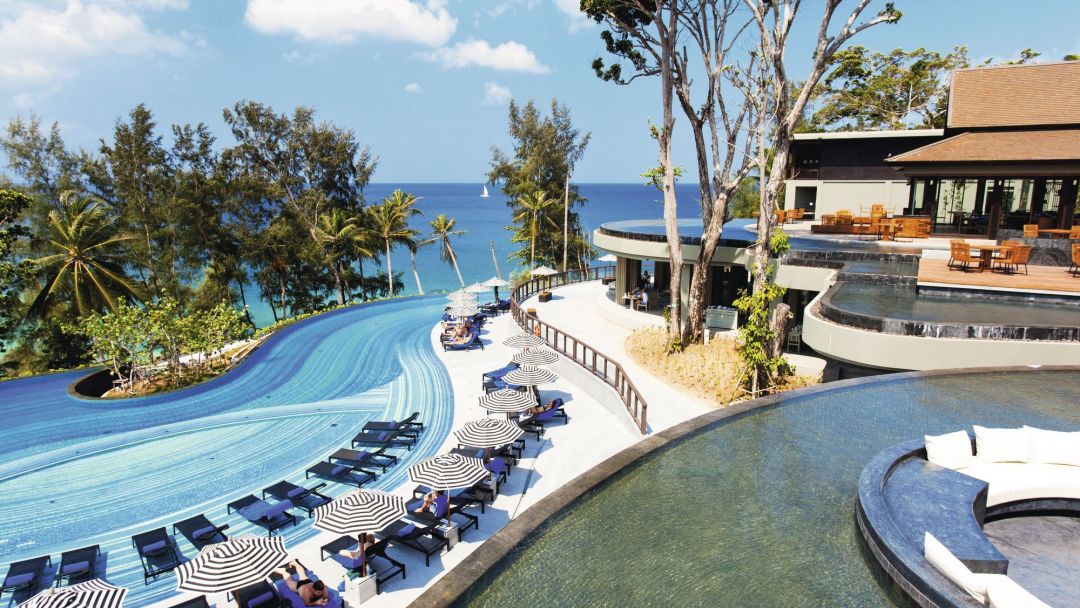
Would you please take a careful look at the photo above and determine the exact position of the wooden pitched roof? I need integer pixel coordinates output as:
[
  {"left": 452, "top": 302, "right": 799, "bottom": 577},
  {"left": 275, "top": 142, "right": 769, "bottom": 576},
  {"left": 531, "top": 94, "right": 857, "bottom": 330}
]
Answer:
[
  {"left": 886, "top": 129, "right": 1080, "bottom": 164},
  {"left": 948, "top": 62, "right": 1080, "bottom": 128}
]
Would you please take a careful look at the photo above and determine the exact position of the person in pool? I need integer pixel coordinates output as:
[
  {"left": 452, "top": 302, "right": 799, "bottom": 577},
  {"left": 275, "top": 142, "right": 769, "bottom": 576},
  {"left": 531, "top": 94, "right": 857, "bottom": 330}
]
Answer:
[{"left": 274, "top": 560, "right": 330, "bottom": 606}]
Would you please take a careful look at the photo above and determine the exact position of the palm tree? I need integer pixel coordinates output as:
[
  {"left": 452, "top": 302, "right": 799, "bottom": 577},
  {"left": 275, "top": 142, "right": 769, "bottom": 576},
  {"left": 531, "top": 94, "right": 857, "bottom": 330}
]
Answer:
[
  {"left": 27, "top": 191, "right": 143, "bottom": 318},
  {"left": 514, "top": 190, "right": 559, "bottom": 268},
  {"left": 429, "top": 213, "right": 466, "bottom": 287},
  {"left": 384, "top": 190, "right": 425, "bottom": 295},
  {"left": 314, "top": 209, "right": 368, "bottom": 305},
  {"left": 370, "top": 190, "right": 421, "bottom": 298}
]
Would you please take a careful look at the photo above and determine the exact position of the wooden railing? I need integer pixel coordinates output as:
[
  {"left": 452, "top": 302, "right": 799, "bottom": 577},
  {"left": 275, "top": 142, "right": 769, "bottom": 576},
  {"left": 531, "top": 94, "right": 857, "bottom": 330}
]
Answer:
[{"left": 509, "top": 265, "right": 648, "bottom": 435}]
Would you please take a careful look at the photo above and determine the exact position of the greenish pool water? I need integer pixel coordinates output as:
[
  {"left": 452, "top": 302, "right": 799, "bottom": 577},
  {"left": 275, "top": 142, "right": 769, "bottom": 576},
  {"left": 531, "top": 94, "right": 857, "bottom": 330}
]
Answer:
[{"left": 459, "top": 371, "right": 1080, "bottom": 607}]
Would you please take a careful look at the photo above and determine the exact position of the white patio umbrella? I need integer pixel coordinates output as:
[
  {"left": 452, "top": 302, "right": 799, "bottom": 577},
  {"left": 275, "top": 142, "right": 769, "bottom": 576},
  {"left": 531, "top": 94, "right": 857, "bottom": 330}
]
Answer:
[
  {"left": 478, "top": 389, "right": 536, "bottom": 414},
  {"left": 464, "top": 283, "right": 490, "bottom": 294},
  {"left": 531, "top": 266, "right": 557, "bottom": 276},
  {"left": 598, "top": 253, "right": 617, "bottom": 263},
  {"left": 503, "top": 333, "right": 546, "bottom": 349},
  {"left": 511, "top": 347, "right": 559, "bottom": 366},
  {"left": 446, "top": 292, "right": 477, "bottom": 303},
  {"left": 19, "top": 579, "right": 127, "bottom": 608},
  {"left": 482, "top": 276, "right": 511, "bottom": 301},
  {"left": 409, "top": 454, "right": 489, "bottom": 491},
  {"left": 312, "top": 490, "right": 406, "bottom": 577},
  {"left": 503, "top": 365, "right": 558, "bottom": 387},
  {"left": 175, "top": 535, "right": 289, "bottom": 594},
  {"left": 454, "top": 418, "right": 525, "bottom": 448}
]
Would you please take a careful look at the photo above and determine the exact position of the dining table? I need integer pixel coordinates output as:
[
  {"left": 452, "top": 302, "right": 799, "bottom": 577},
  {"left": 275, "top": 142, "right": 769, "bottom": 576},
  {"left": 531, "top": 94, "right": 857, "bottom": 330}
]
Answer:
[
  {"left": 1038, "top": 229, "right": 1075, "bottom": 238},
  {"left": 966, "top": 243, "right": 1015, "bottom": 270}
]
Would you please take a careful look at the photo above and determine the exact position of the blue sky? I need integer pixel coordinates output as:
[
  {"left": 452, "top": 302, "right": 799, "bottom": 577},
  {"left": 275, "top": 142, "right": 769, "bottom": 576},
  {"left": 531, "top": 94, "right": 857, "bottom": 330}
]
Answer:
[{"left": 1, "top": 0, "right": 1078, "bottom": 183}]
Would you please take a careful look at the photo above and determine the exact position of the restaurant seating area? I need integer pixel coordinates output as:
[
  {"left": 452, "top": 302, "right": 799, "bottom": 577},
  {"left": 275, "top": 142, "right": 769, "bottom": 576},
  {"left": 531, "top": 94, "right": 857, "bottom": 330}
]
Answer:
[{"left": 810, "top": 204, "right": 932, "bottom": 241}]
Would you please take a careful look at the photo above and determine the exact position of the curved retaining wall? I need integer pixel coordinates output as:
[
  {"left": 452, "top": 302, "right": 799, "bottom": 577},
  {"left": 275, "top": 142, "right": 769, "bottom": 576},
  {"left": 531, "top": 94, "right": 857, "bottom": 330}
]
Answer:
[{"left": 408, "top": 366, "right": 1080, "bottom": 607}]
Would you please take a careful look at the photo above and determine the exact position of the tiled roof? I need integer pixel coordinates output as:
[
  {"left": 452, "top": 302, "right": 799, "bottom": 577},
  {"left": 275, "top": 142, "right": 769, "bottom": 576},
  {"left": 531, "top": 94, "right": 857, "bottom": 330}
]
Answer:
[
  {"left": 948, "top": 62, "right": 1080, "bottom": 128},
  {"left": 886, "top": 129, "right": 1080, "bottom": 164}
]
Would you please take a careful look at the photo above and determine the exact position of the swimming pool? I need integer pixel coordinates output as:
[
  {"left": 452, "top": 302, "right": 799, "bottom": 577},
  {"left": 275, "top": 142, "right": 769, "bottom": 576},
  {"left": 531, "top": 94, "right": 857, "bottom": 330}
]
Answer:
[
  {"left": 0, "top": 296, "right": 453, "bottom": 606},
  {"left": 455, "top": 369, "right": 1080, "bottom": 607}
]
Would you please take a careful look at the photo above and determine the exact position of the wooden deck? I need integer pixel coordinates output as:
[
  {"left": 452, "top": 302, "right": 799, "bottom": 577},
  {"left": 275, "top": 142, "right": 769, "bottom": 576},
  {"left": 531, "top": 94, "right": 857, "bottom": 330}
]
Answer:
[{"left": 917, "top": 258, "right": 1080, "bottom": 294}]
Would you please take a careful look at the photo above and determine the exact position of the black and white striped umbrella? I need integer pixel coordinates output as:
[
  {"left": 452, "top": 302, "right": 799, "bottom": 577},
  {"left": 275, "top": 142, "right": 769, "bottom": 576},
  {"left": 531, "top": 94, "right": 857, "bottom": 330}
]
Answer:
[
  {"left": 511, "top": 347, "right": 559, "bottom": 366},
  {"left": 447, "top": 289, "right": 476, "bottom": 300},
  {"left": 503, "top": 333, "right": 546, "bottom": 349},
  {"left": 409, "top": 454, "right": 488, "bottom": 490},
  {"left": 19, "top": 579, "right": 127, "bottom": 608},
  {"left": 454, "top": 418, "right": 524, "bottom": 448},
  {"left": 312, "top": 490, "right": 406, "bottom": 536},
  {"left": 479, "top": 389, "right": 536, "bottom": 413},
  {"left": 464, "top": 283, "right": 490, "bottom": 294},
  {"left": 175, "top": 535, "right": 289, "bottom": 593},
  {"left": 448, "top": 305, "right": 480, "bottom": 318},
  {"left": 503, "top": 365, "right": 558, "bottom": 387}
]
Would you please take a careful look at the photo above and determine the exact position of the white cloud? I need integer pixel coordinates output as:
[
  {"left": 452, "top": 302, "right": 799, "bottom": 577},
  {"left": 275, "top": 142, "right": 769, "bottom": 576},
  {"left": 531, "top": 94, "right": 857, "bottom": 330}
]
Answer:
[
  {"left": 482, "top": 82, "right": 512, "bottom": 106},
  {"left": 404, "top": 82, "right": 423, "bottom": 94},
  {"left": 244, "top": 0, "right": 456, "bottom": 46},
  {"left": 419, "top": 39, "right": 550, "bottom": 74},
  {"left": 553, "top": 0, "right": 593, "bottom": 32},
  {"left": 283, "top": 50, "right": 319, "bottom": 63},
  {"left": 0, "top": 0, "right": 189, "bottom": 88}
]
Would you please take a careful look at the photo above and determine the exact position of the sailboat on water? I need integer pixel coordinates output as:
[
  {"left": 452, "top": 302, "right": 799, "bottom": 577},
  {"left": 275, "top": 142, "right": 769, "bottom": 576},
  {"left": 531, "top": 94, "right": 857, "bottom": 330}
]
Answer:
[{"left": 481, "top": 185, "right": 489, "bottom": 198}]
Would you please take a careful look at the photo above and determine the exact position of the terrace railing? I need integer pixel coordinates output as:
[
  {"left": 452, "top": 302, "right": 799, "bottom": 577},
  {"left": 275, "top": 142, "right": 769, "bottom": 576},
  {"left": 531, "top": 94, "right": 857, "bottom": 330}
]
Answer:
[{"left": 509, "top": 265, "right": 648, "bottom": 435}]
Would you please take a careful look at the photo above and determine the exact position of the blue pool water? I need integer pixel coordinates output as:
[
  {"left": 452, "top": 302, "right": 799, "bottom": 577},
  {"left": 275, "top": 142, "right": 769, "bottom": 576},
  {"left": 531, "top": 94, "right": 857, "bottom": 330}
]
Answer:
[{"left": 0, "top": 296, "right": 454, "bottom": 606}]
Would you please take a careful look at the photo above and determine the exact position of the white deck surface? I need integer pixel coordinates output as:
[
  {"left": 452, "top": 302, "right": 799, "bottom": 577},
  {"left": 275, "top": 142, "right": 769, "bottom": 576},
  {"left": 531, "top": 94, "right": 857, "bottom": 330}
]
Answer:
[{"left": 155, "top": 310, "right": 644, "bottom": 608}]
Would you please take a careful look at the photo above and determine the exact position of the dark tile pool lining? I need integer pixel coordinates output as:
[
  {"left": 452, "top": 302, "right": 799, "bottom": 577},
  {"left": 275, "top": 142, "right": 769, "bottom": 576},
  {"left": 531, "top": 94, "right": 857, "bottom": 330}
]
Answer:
[
  {"left": 819, "top": 282, "right": 1080, "bottom": 342},
  {"left": 410, "top": 365, "right": 1080, "bottom": 608}
]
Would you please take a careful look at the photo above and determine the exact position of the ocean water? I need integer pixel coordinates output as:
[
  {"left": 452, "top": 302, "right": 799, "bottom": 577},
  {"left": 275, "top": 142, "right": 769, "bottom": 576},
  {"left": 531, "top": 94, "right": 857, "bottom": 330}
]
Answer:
[{"left": 245, "top": 182, "right": 696, "bottom": 326}]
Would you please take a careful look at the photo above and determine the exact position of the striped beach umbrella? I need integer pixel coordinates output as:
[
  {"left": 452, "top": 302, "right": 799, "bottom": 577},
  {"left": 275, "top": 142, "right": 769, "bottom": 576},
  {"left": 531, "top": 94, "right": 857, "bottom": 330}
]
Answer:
[
  {"left": 503, "top": 365, "right": 558, "bottom": 387},
  {"left": 454, "top": 418, "right": 524, "bottom": 448},
  {"left": 503, "top": 333, "right": 546, "bottom": 349},
  {"left": 464, "top": 283, "right": 490, "bottom": 294},
  {"left": 479, "top": 389, "right": 536, "bottom": 413},
  {"left": 312, "top": 490, "right": 407, "bottom": 577},
  {"left": 175, "top": 535, "right": 289, "bottom": 594},
  {"left": 448, "top": 305, "right": 480, "bottom": 318},
  {"left": 447, "top": 291, "right": 477, "bottom": 302},
  {"left": 19, "top": 579, "right": 127, "bottom": 608},
  {"left": 511, "top": 347, "right": 559, "bottom": 366},
  {"left": 409, "top": 454, "right": 488, "bottom": 490}
]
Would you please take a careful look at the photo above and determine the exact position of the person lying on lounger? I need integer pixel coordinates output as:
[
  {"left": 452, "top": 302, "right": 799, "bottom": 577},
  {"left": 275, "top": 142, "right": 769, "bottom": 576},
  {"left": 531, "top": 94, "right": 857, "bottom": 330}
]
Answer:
[
  {"left": 527, "top": 399, "right": 558, "bottom": 415},
  {"left": 442, "top": 319, "right": 472, "bottom": 339},
  {"left": 274, "top": 560, "right": 329, "bottom": 606},
  {"left": 414, "top": 489, "right": 446, "bottom": 516},
  {"left": 338, "top": 536, "right": 378, "bottom": 563}
]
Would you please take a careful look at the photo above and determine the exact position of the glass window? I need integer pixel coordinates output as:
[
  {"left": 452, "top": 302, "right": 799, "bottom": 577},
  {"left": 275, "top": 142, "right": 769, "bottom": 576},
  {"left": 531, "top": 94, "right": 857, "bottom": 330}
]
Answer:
[{"left": 931, "top": 179, "right": 983, "bottom": 235}]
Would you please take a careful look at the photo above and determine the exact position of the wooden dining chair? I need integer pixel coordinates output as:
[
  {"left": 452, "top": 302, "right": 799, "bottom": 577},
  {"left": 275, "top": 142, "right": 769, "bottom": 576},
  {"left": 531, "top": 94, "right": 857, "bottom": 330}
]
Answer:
[
  {"left": 1071, "top": 244, "right": 1080, "bottom": 277},
  {"left": 1022, "top": 224, "right": 1039, "bottom": 238},
  {"left": 951, "top": 242, "right": 976, "bottom": 271}
]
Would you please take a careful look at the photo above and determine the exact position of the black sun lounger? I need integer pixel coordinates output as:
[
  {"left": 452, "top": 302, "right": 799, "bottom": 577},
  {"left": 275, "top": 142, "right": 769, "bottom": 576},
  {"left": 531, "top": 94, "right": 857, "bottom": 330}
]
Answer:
[
  {"left": 363, "top": 412, "right": 423, "bottom": 436},
  {"left": 321, "top": 535, "right": 405, "bottom": 593},
  {"left": 306, "top": 461, "right": 376, "bottom": 487},
  {"left": 328, "top": 447, "right": 396, "bottom": 473},
  {"left": 1, "top": 555, "right": 50, "bottom": 599},
  {"left": 262, "top": 481, "right": 330, "bottom": 516},
  {"left": 379, "top": 520, "right": 447, "bottom": 567},
  {"left": 235, "top": 581, "right": 288, "bottom": 608},
  {"left": 56, "top": 545, "right": 99, "bottom": 585},
  {"left": 167, "top": 597, "right": 210, "bottom": 608},
  {"left": 132, "top": 527, "right": 181, "bottom": 581},
  {"left": 351, "top": 430, "right": 414, "bottom": 451},
  {"left": 227, "top": 495, "right": 297, "bottom": 537},
  {"left": 174, "top": 514, "right": 230, "bottom": 549}
]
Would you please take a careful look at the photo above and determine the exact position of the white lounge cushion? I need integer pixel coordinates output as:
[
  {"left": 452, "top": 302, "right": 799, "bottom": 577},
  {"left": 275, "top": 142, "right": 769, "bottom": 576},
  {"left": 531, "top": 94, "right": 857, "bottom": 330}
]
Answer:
[
  {"left": 956, "top": 462, "right": 1080, "bottom": 507},
  {"left": 924, "top": 531, "right": 987, "bottom": 604},
  {"left": 1025, "top": 426, "right": 1080, "bottom": 467},
  {"left": 978, "top": 574, "right": 1051, "bottom": 608},
  {"left": 974, "top": 426, "right": 1031, "bottom": 464},
  {"left": 925, "top": 431, "right": 975, "bottom": 470}
]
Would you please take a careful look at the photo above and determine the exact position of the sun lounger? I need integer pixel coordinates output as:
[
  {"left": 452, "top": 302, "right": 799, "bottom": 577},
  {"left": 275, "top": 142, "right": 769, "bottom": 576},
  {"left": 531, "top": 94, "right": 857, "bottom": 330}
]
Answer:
[
  {"left": 363, "top": 412, "right": 423, "bottom": 437},
  {"left": 132, "top": 527, "right": 181, "bottom": 581},
  {"left": 267, "top": 560, "right": 343, "bottom": 608},
  {"left": 379, "top": 520, "right": 447, "bottom": 567},
  {"left": 262, "top": 481, "right": 330, "bottom": 516},
  {"left": 1, "top": 555, "right": 50, "bottom": 599},
  {"left": 407, "top": 490, "right": 479, "bottom": 536},
  {"left": 443, "top": 331, "right": 482, "bottom": 351},
  {"left": 320, "top": 535, "right": 405, "bottom": 593},
  {"left": 482, "top": 363, "right": 518, "bottom": 383},
  {"left": 350, "top": 430, "right": 414, "bottom": 451},
  {"left": 227, "top": 495, "right": 298, "bottom": 537},
  {"left": 306, "top": 461, "right": 376, "bottom": 487},
  {"left": 167, "top": 596, "right": 210, "bottom": 608},
  {"left": 173, "top": 514, "right": 229, "bottom": 549},
  {"left": 56, "top": 545, "right": 99, "bottom": 585},
  {"left": 520, "top": 398, "right": 567, "bottom": 439},
  {"left": 235, "top": 581, "right": 289, "bottom": 608},
  {"left": 328, "top": 447, "right": 395, "bottom": 473}
]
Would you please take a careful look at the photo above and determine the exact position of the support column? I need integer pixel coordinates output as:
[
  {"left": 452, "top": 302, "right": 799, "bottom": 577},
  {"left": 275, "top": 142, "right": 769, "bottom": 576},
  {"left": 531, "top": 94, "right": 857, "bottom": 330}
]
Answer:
[{"left": 1059, "top": 177, "right": 1078, "bottom": 229}]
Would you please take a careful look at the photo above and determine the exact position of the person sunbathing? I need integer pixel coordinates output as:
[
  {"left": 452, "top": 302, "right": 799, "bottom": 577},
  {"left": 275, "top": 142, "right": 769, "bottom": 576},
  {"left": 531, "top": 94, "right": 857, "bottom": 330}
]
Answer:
[
  {"left": 526, "top": 399, "right": 558, "bottom": 415},
  {"left": 446, "top": 326, "right": 474, "bottom": 345},
  {"left": 274, "top": 560, "right": 329, "bottom": 606}
]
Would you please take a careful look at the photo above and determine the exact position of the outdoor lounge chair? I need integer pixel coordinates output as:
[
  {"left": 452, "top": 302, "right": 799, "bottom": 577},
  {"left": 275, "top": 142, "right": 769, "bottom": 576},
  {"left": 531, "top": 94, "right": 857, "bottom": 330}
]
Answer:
[
  {"left": 321, "top": 535, "right": 406, "bottom": 593},
  {"left": 227, "top": 495, "right": 298, "bottom": 537},
  {"left": 482, "top": 363, "right": 518, "bottom": 383},
  {"left": 350, "top": 430, "right": 414, "bottom": 451},
  {"left": 262, "top": 481, "right": 331, "bottom": 516},
  {"left": 1, "top": 555, "right": 50, "bottom": 599},
  {"left": 306, "top": 461, "right": 376, "bottom": 487},
  {"left": 167, "top": 596, "right": 211, "bottom": 608},
  {"left": 267, "top": 560, "right": 343, "bottom": 608},
  {"left": 235, "top": 581, "right": 289, "bottom": 608},
  {"left": 363, "top": 413, "right": 422, "bottom": 439},
  {"left": 443, "top": 331, "right": 482, "bottom": 351},
  {"left": 173, "top": 514, "right": 230, "bottom": 549},
  {"left": 407, "top": 491, "right": 479, "bottom": 536},
  {"left": 328, "top": 447, "right": 396, "bottom": 473},
  {"left": 131, "top": 527, "right": 181, "bottom": 581},
  {"left": 1071, "top": 244, "right": 1080, "bottom": 277},
  {"left": 56, "top": 545, "right": 99, "bottom": 585},
  {"left": 379, "top": 520, "right": 447, "bottom": 567}
]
